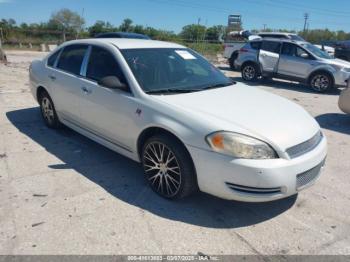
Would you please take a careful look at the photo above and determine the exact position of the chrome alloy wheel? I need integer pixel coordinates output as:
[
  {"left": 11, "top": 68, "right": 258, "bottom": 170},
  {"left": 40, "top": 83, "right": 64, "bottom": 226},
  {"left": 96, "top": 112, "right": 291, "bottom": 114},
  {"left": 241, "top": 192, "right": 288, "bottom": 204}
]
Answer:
[
  {"left": 311, "top": 74, "right": 330, "bottom": 91},
  {"left": 143, "top": 142, "right": 181, "bottom": 198},
  {"left": 41, "top": 97, "right": 55, "bottom": 124},
  {"left": 242, "top": 65, "right": 256, "bottom": 81}
]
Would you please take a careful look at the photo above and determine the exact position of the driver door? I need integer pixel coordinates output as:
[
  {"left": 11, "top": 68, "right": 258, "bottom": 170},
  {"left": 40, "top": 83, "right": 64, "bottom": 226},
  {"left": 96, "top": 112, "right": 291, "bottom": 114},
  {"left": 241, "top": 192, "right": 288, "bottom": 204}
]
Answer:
[
  {"left": 278, "top": 43, "right": 316, "bottom": 79},
  {"left": 259, "top": 41, "right": 281, "bottom": 73}
]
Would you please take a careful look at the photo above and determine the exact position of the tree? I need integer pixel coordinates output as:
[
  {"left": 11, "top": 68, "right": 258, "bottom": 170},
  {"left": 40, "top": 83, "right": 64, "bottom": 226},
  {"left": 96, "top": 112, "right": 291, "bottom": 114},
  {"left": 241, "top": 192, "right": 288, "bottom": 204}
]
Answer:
[
  {"left": 88, "top": 20, "right": 115, "bottom": 37},
  {"left": 205, "top": 25, "right": 225, "bottom": 41},
  {"left": 180, "top": 24, "right": 206, "bottom": 41},
  {"left": 119, "top": 18, "right": 133, "bottom": 32},
  {"left": 50, "top": 8, "right": 85, "bottom": 41}
]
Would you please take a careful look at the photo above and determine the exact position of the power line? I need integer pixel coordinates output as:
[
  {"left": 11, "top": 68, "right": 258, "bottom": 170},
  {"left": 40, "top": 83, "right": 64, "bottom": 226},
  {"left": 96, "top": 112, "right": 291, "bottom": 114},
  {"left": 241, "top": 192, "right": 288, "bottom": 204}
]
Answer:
[
  {"left": 272, "top": 0, "right": 350, "bottom": 16},
  {"left": 144, "top": 0, "right": 350, "bottom": 28},
  {"left": 242, "top": 0, "right": 350, "bottom": 18}
]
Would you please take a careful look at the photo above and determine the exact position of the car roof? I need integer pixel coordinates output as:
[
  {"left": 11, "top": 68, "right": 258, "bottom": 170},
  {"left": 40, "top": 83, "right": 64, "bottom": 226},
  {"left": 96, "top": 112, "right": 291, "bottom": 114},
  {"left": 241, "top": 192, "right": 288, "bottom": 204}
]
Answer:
[
  {"left": 258, "top": 32, "right": 297, "bottom": 36},
  {"left": 95, "top": 32, "right": 151, "bottom": 39},
  {"left": 250, "top": 37, "right": 307, "bottom": 45},
  {"left": 59, "top": 38, "right": 186, "bottom": 50}
]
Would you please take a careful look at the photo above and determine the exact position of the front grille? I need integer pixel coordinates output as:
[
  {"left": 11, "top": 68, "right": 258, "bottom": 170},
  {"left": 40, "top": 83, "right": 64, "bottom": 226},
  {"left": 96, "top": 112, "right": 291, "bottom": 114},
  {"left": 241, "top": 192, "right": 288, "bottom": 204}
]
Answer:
[
  {"left": 226, "top": 182, "right": 281, "bottom": 195},
  {"left": 296, "top": 159, "right": 325, "bottom": 190},
  {"left": 287, "top": 131, "right": 323, "bottom": 159}
]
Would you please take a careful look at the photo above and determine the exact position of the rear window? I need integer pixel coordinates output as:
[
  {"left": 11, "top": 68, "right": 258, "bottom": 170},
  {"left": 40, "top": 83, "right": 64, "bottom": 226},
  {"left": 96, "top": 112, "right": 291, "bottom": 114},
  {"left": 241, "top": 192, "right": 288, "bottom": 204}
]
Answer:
[
  {"left": 57, "top": 45, "right": 88, "bottom": 75},
  {"left": 261, "top": 41, "right": 281, "bottom": 54},
  {"left": 259, "top": 34, "right": 287, "bottom": 39}
]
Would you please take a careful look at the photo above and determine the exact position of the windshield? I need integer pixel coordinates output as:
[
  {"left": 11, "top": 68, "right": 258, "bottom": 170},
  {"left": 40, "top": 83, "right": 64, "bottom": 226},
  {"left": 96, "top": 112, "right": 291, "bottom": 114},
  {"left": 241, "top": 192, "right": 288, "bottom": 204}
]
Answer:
[
  {"left": 300, "top": 42, "right": 332, "bottom": 59},
  {"left": 121, "top": 48, "right": 233, "bottom": 94}
]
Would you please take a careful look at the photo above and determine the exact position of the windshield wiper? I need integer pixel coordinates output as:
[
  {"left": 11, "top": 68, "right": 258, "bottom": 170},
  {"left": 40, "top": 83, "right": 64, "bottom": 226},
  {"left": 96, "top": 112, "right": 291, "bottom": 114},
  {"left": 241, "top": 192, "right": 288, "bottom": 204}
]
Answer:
[
  {"left": 145, "top": 88, "right": 201, "bottom": 94},
  {"left": 201, "top": 82, "right": 234, "bottom": 91}
]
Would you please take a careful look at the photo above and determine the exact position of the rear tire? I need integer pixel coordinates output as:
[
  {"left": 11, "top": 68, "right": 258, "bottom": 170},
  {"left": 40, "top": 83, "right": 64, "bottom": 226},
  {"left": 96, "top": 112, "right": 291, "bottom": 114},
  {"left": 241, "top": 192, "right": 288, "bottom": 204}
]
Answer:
[
  {"left": 309, "top": 72, "right": 333, "bottom": 93},
  {"left": 141, "top": 134, "right": 197, "bottom": 200},
  {"left": 229, "top": 52, "right": 238, "bottom": 70},
  {"left": 39, "top": 91, "right": 61, "bottom": 128},
  {"left": 241, "top": 63, "right": 259, "bottom": 82}
]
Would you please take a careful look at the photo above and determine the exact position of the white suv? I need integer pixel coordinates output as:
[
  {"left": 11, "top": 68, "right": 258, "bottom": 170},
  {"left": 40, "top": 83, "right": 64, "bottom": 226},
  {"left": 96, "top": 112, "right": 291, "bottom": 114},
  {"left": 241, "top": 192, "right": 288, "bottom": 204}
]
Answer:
[{"left": 29, "top": 39, "right": 327, "bottom": 202}]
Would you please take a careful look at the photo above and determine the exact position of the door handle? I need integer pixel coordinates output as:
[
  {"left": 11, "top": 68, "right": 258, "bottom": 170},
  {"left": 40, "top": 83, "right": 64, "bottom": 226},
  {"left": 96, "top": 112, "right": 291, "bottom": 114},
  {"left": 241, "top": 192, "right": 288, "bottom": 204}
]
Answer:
[
  {"left": 49, "top": 75, "right": 56, "bottom": 81},
  {"left": 81, "top": 86, "right": 92, "bottom": 94}
]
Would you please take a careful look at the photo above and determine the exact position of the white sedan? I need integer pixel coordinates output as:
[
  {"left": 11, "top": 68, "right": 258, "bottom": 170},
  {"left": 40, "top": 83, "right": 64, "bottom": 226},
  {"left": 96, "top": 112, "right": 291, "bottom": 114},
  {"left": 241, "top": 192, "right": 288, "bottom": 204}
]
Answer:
[{"left": 29, "top": 39, "right": 327, "bottom": 202}]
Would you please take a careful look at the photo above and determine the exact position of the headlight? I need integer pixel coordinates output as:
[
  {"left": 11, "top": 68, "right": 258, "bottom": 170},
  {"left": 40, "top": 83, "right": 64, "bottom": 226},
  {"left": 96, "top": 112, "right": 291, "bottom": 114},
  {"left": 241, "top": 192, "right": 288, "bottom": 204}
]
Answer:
[
  {"left": 341, "top": 67, "right": 350, "bottom": 73},
  {"left": 206, "top": 131, "right": 278, "bottom": 159}
]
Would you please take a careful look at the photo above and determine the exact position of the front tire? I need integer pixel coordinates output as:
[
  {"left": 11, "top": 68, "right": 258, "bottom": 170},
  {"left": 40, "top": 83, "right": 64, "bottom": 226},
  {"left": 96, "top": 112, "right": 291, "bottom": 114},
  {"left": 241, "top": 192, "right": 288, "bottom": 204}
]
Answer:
[
  {"left": 309, "top": 72, "right": 333, "bottom": 93},
  {"left": 142, "top": 134, "right": 197, "bottom": 200},
  {"left": 39, "top": 91, "right": 61, "bottom": 128},
  {"left": 241, "top": 63, "right": 259, "bottom": 81}
]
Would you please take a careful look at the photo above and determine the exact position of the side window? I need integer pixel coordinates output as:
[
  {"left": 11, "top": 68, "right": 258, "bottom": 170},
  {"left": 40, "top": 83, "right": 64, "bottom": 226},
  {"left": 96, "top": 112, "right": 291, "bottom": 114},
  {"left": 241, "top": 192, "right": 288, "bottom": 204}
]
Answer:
[
  {"left": 250, "top": 41, "right": 262, "bottom": 50},
  {"left": 57, "top": 45, "right": 88, "bottom": 75},
  {"left": 47, "top": 49, "right": 61, "bottom": 67},
  {"left": 282, "top": 43, "right": 309, "bottom": 58},
  {"left": 296, "top": 46, "right": 310, "bottom": 59},
  {"left": 86, "top": 46, "right": 126, "bottom": 83},
  {"left": 281, "top": 43, "right": 296, "bottom": 56},
  {"left": 261, "top": 41, "right": 281, "bottom": 54}
]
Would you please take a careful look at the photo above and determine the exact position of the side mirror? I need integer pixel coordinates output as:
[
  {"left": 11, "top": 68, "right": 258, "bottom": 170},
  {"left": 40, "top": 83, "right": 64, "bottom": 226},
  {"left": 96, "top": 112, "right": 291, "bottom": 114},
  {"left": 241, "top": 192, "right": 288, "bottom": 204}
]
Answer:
[
  {"left": 300, "top": 53, "right": 309, "bottom": 59},
  {"left": 98, "top": 76, "right": 129, "bottom": 92}
]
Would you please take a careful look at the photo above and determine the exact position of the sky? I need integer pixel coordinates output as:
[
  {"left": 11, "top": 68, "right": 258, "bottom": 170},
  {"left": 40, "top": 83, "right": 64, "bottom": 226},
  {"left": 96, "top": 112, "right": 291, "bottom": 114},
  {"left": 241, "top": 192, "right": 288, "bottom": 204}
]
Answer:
[{"left": 0, "top": 0, "right": 350, "bottom": 33}]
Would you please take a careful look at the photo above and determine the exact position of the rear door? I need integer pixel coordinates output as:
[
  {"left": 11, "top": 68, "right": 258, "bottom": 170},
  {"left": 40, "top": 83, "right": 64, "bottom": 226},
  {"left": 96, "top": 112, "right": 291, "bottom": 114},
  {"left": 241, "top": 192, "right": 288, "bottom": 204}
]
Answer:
[
  {"left": 49, "top": 44, "right": 88, "bottom": 123},
  {"left": 278, "top": 43, "right": 316, "bottom": 78},
  {"left": 259, "top": 41, "right": 281, "bottom": 73}
]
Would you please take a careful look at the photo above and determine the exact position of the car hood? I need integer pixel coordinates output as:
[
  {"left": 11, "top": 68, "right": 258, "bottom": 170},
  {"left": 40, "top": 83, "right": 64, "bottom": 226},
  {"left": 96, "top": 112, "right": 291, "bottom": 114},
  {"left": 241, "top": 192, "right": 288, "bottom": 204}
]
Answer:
[
  {"left": 327, "top": 58, "right": 350, "bottom": 68},
  {"left": 152, "top": 84, "right": 320, "bottom": 151}
]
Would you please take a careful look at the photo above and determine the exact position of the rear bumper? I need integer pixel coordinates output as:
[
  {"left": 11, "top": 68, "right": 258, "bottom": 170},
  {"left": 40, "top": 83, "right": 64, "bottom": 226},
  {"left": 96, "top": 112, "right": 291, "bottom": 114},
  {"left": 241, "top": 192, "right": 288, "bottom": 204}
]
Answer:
[{"left": 187, "top": 136, "right": 327, "bottom": 202}]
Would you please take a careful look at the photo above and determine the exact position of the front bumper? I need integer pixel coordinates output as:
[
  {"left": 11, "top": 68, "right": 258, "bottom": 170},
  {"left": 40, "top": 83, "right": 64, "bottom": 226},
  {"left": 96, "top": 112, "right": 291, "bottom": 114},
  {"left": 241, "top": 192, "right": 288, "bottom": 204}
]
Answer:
[
  {"left": 187, "top": 137, "right": 327, "bottom": 202},
  {"left": 334, "top": 70, "right": 350, "bottom": 87}
]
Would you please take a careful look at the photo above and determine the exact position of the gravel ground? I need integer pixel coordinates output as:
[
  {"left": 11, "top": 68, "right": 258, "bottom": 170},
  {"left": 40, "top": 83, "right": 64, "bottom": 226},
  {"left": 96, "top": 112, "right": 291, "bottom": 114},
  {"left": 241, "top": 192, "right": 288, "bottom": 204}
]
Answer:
[{"left": 0, "top": 50, "right": 349, "bottom": 255}]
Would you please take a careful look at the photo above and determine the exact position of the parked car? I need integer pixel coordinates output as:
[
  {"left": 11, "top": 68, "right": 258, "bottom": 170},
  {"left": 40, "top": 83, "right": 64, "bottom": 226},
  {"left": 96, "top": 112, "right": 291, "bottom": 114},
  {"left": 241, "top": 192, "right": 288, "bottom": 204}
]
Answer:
[
  {"left": 29, "top": 38, "right": 327, "bottom": 202},
  {"left": 224, "top": 31, "right": 305, "bottom": 70},
  {"left": 334, "top": 41, "right": 350, "bottom": 62},
  {"left": 95, "top": 32, "right": 151, "bottom": 39},
  {"left": 339, "top": 80, "right": 350, "bottom": 114},
  {"left": 235, "top": 38, "right": 350, "bottom": 92}
]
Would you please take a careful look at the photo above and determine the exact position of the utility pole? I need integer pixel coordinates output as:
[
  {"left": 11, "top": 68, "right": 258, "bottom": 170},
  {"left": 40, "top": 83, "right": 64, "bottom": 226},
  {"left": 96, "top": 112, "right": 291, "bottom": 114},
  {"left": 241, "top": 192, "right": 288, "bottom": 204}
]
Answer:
[
  {"left": 0, "top": 27, "right": 4, "bottom": 46},
  {"left": 303, "top": 13, "right": 309, "bottom": 32}
]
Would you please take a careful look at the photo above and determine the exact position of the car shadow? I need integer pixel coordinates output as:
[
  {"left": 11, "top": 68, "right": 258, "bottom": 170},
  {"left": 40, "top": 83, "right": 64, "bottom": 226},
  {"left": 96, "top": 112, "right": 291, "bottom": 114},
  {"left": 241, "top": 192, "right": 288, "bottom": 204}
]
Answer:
[
  {"left": 229, "top": 76, "right": 342, "bottom": 95},
  {"left": 6, "top": 107, "right": 297, "bottom": 229},
  {"left": 316, "top": 113, "right": 350, "bottom": 135}
]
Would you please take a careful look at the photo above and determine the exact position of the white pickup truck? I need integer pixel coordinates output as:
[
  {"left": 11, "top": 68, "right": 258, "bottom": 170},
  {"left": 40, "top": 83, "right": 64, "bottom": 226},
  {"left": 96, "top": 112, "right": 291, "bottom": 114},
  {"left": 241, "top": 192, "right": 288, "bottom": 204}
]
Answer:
[{"left": 223, "top": 31, "right": 249, "bottom": 69}]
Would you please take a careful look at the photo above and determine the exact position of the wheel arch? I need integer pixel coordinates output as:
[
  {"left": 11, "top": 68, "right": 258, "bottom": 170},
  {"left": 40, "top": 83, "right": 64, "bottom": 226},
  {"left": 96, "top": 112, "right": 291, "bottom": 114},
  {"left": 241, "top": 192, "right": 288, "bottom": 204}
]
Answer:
[
  {"left": 36, "top": 86, "right": 49, "bottom": 101},
  {"left": 308, "top": 69, "right": 335, "bottom": 86},
  {"left": 230, "top": 50, "right": 239, "bottom": 60},
  {"left": 137, "top": 126, "right": 193, "bottom": 162}
]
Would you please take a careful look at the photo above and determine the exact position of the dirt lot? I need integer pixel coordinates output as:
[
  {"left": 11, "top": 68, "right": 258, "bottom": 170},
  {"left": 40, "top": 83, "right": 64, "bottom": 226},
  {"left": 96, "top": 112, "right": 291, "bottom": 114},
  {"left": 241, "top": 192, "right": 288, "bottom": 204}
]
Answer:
[{"left": 0, "top": 50, "right": 350, "bottom": 255}]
